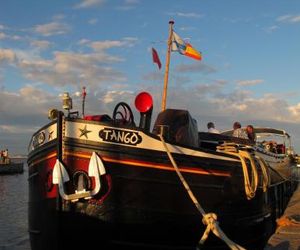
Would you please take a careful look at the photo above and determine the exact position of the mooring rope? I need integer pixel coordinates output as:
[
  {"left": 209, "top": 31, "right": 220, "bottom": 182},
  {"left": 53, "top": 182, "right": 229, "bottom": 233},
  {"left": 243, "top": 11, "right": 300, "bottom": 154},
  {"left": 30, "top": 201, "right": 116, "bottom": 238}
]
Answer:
[
  {"left": 217, "top": 142, "right": 269, "bottom": 199},
  {"left": 217, "top": 143, "right": 258, "bottom": 200},
  {"left": 254, "top": 155, "right": 270, "bottom": 192},
  {"left": 158, "top": 134, "right": 246, "bottom": 250}
]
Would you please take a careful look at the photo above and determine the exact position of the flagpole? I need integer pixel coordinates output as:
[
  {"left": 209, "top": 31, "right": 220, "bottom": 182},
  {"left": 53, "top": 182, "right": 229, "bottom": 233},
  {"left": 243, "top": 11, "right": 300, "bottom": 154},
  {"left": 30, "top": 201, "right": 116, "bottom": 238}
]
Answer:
[{"left": 161, "top": 20, "right": 174, "bottom": 111}]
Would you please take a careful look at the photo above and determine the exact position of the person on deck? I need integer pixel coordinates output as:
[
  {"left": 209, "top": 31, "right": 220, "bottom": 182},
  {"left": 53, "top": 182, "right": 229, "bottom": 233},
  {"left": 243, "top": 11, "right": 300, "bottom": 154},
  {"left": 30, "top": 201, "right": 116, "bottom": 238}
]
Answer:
[
  {"left": 246, "top": 125, "right": 256, "bottom": 143},
  {"left": 232, "top": 121, "right": 248, "bottom": 139},
  {"left": 3, "top": 149, "right": 8, "bottom": 164},
  {"left": 207, "top": 122, "right": 220, "bottom": 134}
]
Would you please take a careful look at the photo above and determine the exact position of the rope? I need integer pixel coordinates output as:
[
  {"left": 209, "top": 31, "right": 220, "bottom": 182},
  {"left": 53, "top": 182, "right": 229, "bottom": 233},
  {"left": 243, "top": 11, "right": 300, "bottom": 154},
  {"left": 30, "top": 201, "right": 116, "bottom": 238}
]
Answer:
[
  {"left": 158, "top": 134, "right": 246, "bottom": 250},
  {"left": 217, "top": 143, "right": 259, "bottom": 200},
  {"left": 254, "top": 155, "right": 270, "bottom": 192}
]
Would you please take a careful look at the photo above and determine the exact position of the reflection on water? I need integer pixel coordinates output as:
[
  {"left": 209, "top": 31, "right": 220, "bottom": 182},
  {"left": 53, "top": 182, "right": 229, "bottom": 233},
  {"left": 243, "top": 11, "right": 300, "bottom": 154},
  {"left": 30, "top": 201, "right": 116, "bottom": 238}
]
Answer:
[{"left": 0, "top": 158, "right": 30, "bottom": 250}]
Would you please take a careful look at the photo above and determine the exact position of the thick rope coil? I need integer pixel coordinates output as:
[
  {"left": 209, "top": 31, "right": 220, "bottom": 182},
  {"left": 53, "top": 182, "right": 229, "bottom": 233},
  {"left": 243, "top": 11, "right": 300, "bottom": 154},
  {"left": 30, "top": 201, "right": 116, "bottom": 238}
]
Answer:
[
  {"left": 217, "top": 143, "right": 259, "bottom": 200},
  {"left": 158, "top": 134, "right": 246, "bottom": 250},
  {"left": 254, "top": 155, "right": 270, "bottom": 192}
]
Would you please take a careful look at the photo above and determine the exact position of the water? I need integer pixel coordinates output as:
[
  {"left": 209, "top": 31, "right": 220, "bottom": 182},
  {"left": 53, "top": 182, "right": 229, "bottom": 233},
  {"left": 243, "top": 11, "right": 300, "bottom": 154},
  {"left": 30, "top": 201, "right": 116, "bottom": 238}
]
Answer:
[{"left": 0, "top": 159, "right": 30, "bottom": 250}]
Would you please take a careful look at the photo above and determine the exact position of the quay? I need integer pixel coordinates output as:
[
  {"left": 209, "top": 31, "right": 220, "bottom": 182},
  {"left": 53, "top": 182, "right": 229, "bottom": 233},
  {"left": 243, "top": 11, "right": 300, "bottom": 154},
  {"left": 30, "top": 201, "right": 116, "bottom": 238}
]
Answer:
[
  {"left": 0, "top": 162, "right": 24, "bottom": 174},
  {"left": 265, "top": 171, "right": 300, "bottom": 250}
]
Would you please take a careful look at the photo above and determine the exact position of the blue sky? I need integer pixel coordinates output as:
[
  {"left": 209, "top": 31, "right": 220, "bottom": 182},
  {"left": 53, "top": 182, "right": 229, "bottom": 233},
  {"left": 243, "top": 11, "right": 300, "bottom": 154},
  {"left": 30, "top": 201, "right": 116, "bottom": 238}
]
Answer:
[{"left": 1, "top": 0, "right": 300, "bottom": 155}]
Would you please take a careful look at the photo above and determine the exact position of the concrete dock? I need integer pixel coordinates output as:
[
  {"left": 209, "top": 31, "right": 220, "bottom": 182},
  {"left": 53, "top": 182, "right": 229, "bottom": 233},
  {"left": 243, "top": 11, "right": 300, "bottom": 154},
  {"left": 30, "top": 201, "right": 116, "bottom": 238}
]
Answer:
[{"left": 265, "top": 174, "right": 300, "bottom": 250}]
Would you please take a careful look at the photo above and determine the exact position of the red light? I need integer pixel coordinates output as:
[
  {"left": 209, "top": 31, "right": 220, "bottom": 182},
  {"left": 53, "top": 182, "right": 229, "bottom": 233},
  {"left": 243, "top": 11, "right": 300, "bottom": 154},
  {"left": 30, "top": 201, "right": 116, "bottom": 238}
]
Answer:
[{"left": 135, "top": 92, "right": 153, "bottom": 113}]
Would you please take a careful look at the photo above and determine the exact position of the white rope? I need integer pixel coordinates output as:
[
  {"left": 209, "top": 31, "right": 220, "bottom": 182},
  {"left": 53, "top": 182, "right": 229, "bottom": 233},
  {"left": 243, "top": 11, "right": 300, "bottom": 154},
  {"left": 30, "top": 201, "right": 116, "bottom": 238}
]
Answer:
[{"left": 158, "top": 134, "right": 246, "bottom": 250}]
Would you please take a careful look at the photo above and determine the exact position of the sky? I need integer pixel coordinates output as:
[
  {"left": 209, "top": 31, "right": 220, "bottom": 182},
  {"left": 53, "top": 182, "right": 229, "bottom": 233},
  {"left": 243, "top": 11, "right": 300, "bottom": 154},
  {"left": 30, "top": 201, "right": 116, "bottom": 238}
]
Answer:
[{"left": 1, "top": 0, "right": 300, "bottom": 156}]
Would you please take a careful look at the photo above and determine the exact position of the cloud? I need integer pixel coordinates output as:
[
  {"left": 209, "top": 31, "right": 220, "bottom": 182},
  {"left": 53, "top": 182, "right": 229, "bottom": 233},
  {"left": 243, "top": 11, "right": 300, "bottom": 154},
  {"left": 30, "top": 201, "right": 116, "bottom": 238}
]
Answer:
[
  {"left": 18, "top": 50, "right": 126, "bottom": 88},
  {"left": 167, "top": 12, "right": 204, "bottom": 19},
  {"left": 142, "top": 72, "right": 164, "bottom": 82},
  {"left": 194, "top": 80, "right": 227, "bottom": 96},
  {"left": 89, "top": 37, "right": 138, "bottom": 51},
  {"left": 0, "top": 32, "right": 7, "bottom": 39},
  {"left": 0, "top": 31, "right": 21, "bottom": 40},
  {"left": 236, "top": 79, "right": 264, "bottom": 87},
  {"left": 265, "top": 25, "right": 279, "bottom": 33},
  {"left": 34, "top": 21, "right": 70, "bottom": 36},
  {"left": 0, "top": 49, "right": 16, "bottom": 63},
  {"left": 2, "top": 78, "right": 300, "bottom": 155},
  {"left": 30, "top": 40, "right": 51, "bottom": 50},
  {"left": 0, "top": 86, "right": 61, "bottom": 154},
  {"left": 88, "top": 18, "right": 98, "bottom": 25},
  {"left": 175, "top": 62, "right": 217, "bottom": 74},
  {"left": 277, "top": 15, "right": 300, "bottom": 23},
  {"left": 102, "top": 90, "right": 134, "bottom": 104},
  {"left": 90, "top": 40, "right": 127, "bottom": 50},
  {"left": 116, "top": 0, "right": 140, "bottom": 10},
  {"left": 0, "top": 86, "right": 56, "bottom": 125},
  {"left": 74, "top": 0, "right": 106, "bottom": 9},
  {"left": 288, "top": 103, "right": 300, "bottom": 119}
]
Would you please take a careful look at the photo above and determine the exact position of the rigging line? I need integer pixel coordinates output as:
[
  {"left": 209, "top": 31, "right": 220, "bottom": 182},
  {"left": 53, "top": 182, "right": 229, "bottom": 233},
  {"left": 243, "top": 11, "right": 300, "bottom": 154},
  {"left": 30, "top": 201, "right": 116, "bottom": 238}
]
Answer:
[{"left": 158, "top": 134, "right": 246, "bottom": 250}]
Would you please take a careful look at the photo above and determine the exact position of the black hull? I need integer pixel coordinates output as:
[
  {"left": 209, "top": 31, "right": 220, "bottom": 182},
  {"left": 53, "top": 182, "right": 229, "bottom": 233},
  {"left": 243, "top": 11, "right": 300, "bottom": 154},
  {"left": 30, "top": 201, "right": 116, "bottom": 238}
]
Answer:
[
  {"left": 29, "top": 198, "right": 274, "bottom": 250},
  {"left": 27, "top": 118, "right": 297, "bottom": 250}
]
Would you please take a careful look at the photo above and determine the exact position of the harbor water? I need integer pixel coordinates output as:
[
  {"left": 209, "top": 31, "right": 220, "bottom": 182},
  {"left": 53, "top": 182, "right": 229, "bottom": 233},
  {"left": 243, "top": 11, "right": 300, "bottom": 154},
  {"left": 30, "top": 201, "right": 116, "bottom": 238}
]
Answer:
[
  {"left": 0, "top": 158, "right": 300, "bottom": 250},
  {"left": 0, "top": 158, "right": 30, "bottom": 250}
]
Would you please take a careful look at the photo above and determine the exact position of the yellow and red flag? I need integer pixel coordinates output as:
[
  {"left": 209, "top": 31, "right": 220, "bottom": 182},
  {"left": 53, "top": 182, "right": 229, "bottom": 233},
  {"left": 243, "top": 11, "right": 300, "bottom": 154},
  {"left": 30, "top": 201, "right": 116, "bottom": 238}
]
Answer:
[{"left": 171, "top": 31, "right": 202, "bottom": 61}]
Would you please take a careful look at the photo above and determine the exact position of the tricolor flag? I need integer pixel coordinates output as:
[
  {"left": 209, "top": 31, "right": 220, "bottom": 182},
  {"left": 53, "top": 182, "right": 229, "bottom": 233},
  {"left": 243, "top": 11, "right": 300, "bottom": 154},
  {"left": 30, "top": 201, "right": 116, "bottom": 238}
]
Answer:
[
  {"left": 171, "top": 31, "right": 202, "bottom": 61},
  {"left": 152, "top": 47, "right": 162, "bottom": 69}
]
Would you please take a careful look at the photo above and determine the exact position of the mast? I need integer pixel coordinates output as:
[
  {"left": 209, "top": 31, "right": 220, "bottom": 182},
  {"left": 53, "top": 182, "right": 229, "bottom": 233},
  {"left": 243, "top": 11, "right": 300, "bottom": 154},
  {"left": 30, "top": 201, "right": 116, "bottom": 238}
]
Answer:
[{"left": 161, "top": 20, "right": 174, "bottom": 111}]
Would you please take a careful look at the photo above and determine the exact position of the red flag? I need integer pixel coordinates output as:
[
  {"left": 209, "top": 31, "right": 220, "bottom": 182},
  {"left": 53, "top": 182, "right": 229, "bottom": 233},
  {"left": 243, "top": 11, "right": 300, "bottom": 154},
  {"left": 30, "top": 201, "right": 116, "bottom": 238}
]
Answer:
[{"left": 152, "top": 47, "right": 161, "bottom": 69}]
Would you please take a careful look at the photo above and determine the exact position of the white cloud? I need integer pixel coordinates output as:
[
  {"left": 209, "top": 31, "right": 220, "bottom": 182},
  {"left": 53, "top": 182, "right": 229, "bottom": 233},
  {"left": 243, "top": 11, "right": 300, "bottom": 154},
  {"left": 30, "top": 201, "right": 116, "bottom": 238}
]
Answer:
[
  {"left": 34, "top": 21, "right": 70, "bottom": 36},
  {"left": 236, "top": 79, "right": 264, "bottom": 86},
  {"left": 0, "top": 49, "right": 16, "bottom": 63},
  {"left": 0, "top": 32, "right": 7, "bottom": 39},
  {"left": 102, "top": 90, "right": 134, "bottom": 104},
  {"left": 74, "top": 0, "right": 106, "bottom": 9},
  {"left": 0, "top": 31, "right": 21, "bottom": 40},
  {"left": 277, "top": 15, "right": 300, "bottom": 23},
  {"left": 116, "top": 0, "right": 140, "bottom": 10},
  {"left": 265, "top": 25, "right": 279, "bottom": 33},
  {"left": 17, "top": 50, "right": 126, "bottom": 87},
  {"left": 78, "top": 39, "right": 90, "bottom": 45},
  {"left": 30, "top": 40, "right": 51, "bottom": 50},
  {"left": 88, "top": 18, "right": 98, "bottom": 25},
  {"left": 288, "top": 103, "right": 300, "bottom": 118},
  {"left": 89, "top": 37, "right": 138, "bottom": 51},
  {"left": 90, "top": 40, "right": 125, "bottom": 50},
  {"left": 0, "top": 124, "right": 36, "bottom": 134},
  {"left": 167, "top": 12, "right": 204, "bottom": 19}
]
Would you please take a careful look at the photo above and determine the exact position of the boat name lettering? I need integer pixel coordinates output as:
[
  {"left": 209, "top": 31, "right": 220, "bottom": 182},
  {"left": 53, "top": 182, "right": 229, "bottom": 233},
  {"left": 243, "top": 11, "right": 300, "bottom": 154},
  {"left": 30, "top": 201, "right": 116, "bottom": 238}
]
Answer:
[{"left": 99, "top": 128, "right": 142, "bottom": 145}]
